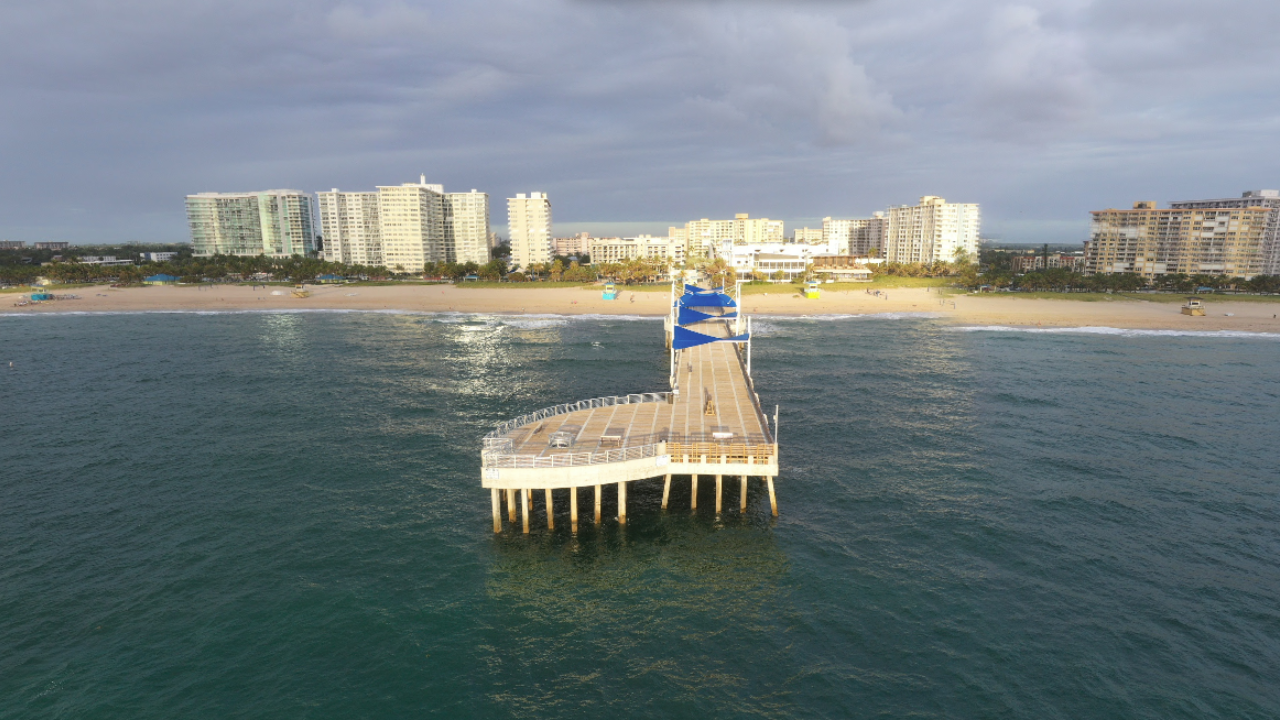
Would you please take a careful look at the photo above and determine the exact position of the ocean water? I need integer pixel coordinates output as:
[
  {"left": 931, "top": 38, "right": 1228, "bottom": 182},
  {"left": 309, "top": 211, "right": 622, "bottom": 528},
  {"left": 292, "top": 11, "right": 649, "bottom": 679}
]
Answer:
[{"left": 1, "top": 312, "right": 1278, "bottom": 719}]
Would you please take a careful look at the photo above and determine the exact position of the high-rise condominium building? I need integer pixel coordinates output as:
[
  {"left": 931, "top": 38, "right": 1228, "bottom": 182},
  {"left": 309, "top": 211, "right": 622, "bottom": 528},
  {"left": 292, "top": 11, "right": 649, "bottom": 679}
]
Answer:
[
  {"left": 824, "top": 214, "right": 887, "bottom": 255},
  {"left": 884, "top": 197, "right": 980, "bottom": 264},
  {"left": 1086, "top": 198, "right": 1272, "bottom": 279},
  {"left": 446, "top": 190, "right": 490, "bottom": 265},
  {"left": 670, "top": 214, "right": 785, "bottom": 257},
  {"left": 317, "top": 190, "right": 382, "bottom": 266},
  {"left": 792, "top": 227, "right": 824, "bottom": 244},
  {"left": 508, "top": 192, "right": 552, "bottom": 270},
  {"left": 186, "top": 190, "right": 315, "bottom": 257},
  {"left": 1169, "top": 190, "right": 1280, "bottom": 275},
  {"left": 378, "top": 177, "right": 445, "bottom": 272}
]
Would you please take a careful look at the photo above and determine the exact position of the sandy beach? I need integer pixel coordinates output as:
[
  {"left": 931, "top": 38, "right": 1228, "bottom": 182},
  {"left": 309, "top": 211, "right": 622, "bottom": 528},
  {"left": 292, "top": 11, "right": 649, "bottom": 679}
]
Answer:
[{"left": 7, "top": 283, "right": 1280, "bottom": 333}]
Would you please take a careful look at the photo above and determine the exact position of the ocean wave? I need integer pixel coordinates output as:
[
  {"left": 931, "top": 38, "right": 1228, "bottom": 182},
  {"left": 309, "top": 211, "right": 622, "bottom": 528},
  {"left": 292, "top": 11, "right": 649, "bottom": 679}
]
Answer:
[{"left": 948, "top": 325, "right": 1280, "bottom": 340}]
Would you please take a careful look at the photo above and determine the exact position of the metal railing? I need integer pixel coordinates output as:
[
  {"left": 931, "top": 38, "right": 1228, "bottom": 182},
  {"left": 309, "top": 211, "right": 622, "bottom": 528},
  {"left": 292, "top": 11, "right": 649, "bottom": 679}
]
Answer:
[
  {"left": 482, "top": 393, "right": 673, "bottom": 442},
  {"left": 483, "top": 442, "right": 667, "bottom": 469},
  {"left": 482, "top": 429, "right": 778, "bottom": 470}
]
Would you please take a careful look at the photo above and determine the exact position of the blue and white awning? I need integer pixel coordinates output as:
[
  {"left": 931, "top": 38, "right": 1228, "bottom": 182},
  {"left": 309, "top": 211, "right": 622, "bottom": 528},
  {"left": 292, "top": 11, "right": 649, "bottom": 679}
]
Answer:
[{"left": 672, "top": 325, "right": 750, "bottom": 350}]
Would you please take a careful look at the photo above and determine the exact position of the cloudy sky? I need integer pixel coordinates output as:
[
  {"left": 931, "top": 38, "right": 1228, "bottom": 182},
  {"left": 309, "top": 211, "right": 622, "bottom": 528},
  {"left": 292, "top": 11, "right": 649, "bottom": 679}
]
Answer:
[{"left": 2, "top": 0, "right": 1278, "bottom": 245}]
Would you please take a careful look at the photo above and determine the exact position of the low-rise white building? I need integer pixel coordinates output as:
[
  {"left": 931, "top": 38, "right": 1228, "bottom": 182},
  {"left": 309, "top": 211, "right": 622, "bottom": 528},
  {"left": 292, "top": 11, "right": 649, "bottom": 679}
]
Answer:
[{"left": 589, "top": 235, "right": 685, "bottom": 266}]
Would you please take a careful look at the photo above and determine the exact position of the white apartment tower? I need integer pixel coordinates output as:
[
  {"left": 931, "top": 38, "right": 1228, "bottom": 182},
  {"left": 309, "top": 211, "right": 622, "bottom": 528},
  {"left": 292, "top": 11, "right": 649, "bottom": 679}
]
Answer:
[
  {"left": 378, "top": 176, "right": 446, "bottom": 272},
  {"left": 317, "top": 190, "right": 382, "bottom": 266},
  {"left": 671, "top": 214, "right": 785, "bottom": 258},
  {"left": 446, "top": 190, "right": 491, "bottom": 265},
  {"left": 186, "top": 190, "right": 315, "bottom": 257},
  {"left": 884, "top": 197, "right": 980, "bottom": 264},
  {"left": 823, "top": 214, "right": 887, "bottom": 255},
  {"left": 508, "top": 192, "right": 552, "bottom": 270}
]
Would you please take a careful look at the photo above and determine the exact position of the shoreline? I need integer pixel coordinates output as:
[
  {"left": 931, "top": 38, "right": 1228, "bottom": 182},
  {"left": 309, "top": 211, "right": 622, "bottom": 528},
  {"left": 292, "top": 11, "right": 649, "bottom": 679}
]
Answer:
[{"left": 6, "top": 284, "right": 1280, "bottom": 334}]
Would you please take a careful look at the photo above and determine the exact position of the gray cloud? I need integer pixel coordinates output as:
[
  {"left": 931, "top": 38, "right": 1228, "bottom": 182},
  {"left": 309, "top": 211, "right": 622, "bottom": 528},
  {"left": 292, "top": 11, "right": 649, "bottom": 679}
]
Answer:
[{"left": 1, "top": 0, "right": 1278, "bottom": 245}]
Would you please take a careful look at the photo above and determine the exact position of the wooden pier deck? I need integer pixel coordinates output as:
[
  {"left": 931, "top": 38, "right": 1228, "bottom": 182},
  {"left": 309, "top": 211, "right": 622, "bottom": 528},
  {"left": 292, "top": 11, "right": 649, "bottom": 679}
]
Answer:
[{"left": 480, "top": 287, "right": 778, "bottom": 533}]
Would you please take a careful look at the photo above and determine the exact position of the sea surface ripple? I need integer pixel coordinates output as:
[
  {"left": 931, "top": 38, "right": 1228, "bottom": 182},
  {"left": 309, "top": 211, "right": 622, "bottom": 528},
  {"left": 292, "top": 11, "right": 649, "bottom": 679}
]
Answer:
[{"left": 1, "top": 313, "right": 1277, "bottom": 718}]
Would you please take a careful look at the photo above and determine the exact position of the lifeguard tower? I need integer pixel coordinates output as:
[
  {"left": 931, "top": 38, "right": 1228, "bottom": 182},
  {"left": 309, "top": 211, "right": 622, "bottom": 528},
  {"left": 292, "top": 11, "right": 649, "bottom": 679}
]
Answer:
[
  {"left": 602, "top": 281, "right": 618, "bottom": 300},
  {"left": 1181, "top": 297, "right": 1206, "bottom": 316},
  {"left": 804, "top": 280, "right": 821, "bottom": 299}
]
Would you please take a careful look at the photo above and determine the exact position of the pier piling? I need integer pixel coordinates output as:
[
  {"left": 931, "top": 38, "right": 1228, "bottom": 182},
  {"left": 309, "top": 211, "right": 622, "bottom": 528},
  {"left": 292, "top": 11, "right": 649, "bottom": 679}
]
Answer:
[
  {"left": 691, "top": 475, "right": 699, "bottom": 510},
  {"left": 594, "top": 484, "right": 602, "bottom": 524},
  {"left": 661, "top": 474, "right": 671, "bottom": 510},
  {"left": 521, "top": 489, "right": 530, "bottom": 534},
  {"left": 740, "top": 476, "right": 747, "bottom": 513},
  {"left": 715, "top": 475, "right": 723, "bottom": 514},
  {"left": 506, "top": 489, "right": 516, "bottom": 523},
  {"left": 570, "top": 487, "right": 579, "bottom": 533},
  {"left": 545, "top": 489, "right": 555, "bottom": 530},
  {"left": 767, "top": 477, "right": 777, "bottom": 516},
  {"left": 491, "top": 489, "right": 501, "bottom": 533},
  {"left": 618, "top": 481, "right": 627, "bottom": 524}
]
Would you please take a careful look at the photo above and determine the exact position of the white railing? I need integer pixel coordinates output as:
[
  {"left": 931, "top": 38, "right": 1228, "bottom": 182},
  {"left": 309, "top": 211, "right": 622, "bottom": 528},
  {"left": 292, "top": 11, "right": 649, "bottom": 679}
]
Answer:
[
  {"left": 483, "top": 392, "right": 672, "bottom": 441},
  {"left": 483, "top": 442, "right": 666, "bottom": 469}
]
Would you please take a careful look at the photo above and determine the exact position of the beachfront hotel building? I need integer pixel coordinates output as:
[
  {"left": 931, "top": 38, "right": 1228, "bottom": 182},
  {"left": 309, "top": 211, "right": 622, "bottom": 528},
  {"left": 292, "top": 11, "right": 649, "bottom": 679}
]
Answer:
[
  {"left": 792, "top": 227, "right": 824, "bottom": 244},
  {"left": 377, "top": 177, "right": 446, "bottom": 272},
  {"left": 1169, "top": 190, "right": 1280, "bottom": 276},
  {"left": 883, "top": 197, "right": 980, "bottom": 265},
  {"left": 669, "top": 214, "right": 786, "bottom": 258},
  {"left": 317, "top": 190, "right": 382, "bottom": 266},
  {"left": 445, "top": 190, "right": 491, "bottom": 265},
  {"left": 588, "top": 235, "right": 686, "bottom": 266},
  {"left": 1085, "top": 197, "right": 1273, "bottom": 279},
  {"left": 824, "top": 214, "right": 887, "bottom": 256},
  {"left": 186, "top": 190, "right": 315, "bottom": 257},
  {"left": 508, "top": 192, "right": 552, "bottom": 270}
]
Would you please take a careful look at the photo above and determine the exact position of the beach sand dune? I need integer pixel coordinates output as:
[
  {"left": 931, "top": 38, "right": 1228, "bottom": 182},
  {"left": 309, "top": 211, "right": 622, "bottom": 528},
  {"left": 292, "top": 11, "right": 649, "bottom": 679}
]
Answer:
[{"left": 9, "top": 284, "right": 1280, "bottom": 334}]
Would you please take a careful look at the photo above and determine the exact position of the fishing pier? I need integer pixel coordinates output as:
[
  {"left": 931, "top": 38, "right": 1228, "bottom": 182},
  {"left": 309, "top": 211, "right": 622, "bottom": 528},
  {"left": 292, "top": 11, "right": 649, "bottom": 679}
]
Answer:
[{"left": 480, "top": 282, "right": 780, "bottom": 533}]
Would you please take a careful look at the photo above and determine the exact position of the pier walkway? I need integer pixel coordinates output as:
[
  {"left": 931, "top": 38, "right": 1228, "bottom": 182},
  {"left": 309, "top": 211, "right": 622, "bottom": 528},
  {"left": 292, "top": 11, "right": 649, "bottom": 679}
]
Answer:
[{"left": 480, "top": 283, "right": 779, "bottom": 533}]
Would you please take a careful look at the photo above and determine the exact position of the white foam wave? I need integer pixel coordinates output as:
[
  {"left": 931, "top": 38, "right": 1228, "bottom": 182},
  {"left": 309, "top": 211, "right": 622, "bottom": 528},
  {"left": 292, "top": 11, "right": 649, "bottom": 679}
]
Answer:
[{"left": 948, "top": 325, "right": 1280, "bottom": 340}]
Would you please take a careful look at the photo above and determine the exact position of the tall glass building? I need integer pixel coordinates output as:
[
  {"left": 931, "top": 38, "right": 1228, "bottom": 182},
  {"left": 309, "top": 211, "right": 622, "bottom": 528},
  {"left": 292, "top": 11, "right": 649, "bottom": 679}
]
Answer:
[{"left": 186, "top": 190, "right": 315, "bottom": 257}]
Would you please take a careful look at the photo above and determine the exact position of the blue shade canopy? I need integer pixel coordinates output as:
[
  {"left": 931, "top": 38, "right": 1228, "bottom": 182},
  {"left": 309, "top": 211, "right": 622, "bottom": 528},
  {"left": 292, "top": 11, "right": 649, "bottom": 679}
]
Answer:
[
  {"left": 678, "top": 306, "right": 738, "bottom": 326},
  {"left": 678, "top": 292, "right": 737, "bottom": 308},
  {"left": 683, "top": 284, "right": 724, "bottom": 295},
  {"left": 672, "top": 325, "right": 750, "bottom": 350}
]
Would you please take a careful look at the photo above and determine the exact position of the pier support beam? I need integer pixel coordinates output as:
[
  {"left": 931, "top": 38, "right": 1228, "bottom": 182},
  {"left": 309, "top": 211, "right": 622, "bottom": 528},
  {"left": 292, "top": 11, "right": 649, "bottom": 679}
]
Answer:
[
  {"left": 506, "top": 489, "right": 516, "bottom": 523},
  {"left": 661, "top": 474, "right": 671, "bottom": 510},
  {"left": 766, "top": 477, "right": 778, "bottom": 517},
  {"left": 691, "top": 475, "right": 698, "bottom": 510},
  {"left": 715, "top": 475, "right": 723, "bottom": 514},
  {"left": 618, "top": 481, "right": 627, "bottom": 524},
  {"left": 740, "top": 476, "right": 748, "bottom": 513},
  {"left": 491, "top": 489, "right": 501, "bottom": 533},
  {"left": 570, "top": 487, "right": 579, "bottom": 533},
  {"left": 545, "top": 489, "right": 555, "bottom": 530},
  {"left": 521, "top": 489, "right": 530, "bottom": 534},
  {"left": 594, "top": 484, "right": 602, "bottom": 524}
]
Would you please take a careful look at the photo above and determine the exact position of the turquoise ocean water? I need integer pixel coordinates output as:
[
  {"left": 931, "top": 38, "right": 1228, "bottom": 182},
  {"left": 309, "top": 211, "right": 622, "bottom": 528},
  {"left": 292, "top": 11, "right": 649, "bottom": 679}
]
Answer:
[{"left": 1, "top": 311, "right": 1278, "bottom": 718}]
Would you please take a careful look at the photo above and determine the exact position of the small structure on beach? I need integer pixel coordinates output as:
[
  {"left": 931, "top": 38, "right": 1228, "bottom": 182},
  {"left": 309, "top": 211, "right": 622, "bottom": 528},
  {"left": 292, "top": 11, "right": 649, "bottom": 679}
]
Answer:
[
  {"left": 602, "top": 281, "right": 618, "bottom": 300},
  {"left": 804, "top": 280, "right": 821, "bottom": 299},
  {"left": 1182, "top": 297, "right": 1206, "bottom": 316},
  {"left": 315, "top": 274, "right": 345, "bottom": 284},
  {"left": 143, "top": 274, "right": 179, "bottom": 286}
]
